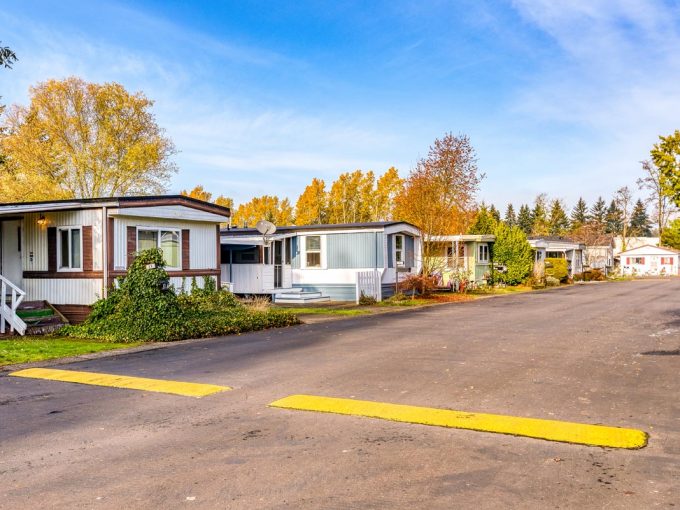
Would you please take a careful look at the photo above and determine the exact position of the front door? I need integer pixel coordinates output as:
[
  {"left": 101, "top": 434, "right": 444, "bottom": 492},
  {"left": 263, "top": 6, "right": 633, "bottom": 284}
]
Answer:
[
  {"left": 1, "top": 220, "right": 23, "bottom": 290},
  {"left": 273, "top": 240, "right": 283, "bottom": 288}
]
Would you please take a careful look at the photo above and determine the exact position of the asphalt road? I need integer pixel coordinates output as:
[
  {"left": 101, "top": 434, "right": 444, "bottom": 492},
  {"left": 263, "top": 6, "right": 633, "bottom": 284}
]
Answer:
[{"left": 1, "top": 280, "right": 679, "bottom": 509}]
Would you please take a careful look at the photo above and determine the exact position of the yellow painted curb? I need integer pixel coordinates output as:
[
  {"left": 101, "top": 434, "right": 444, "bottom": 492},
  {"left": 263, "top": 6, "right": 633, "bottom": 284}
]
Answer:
[
  {"left": 269, "top": 395, "right": 648, "bottom": 449},
  {"left": 9, "top": 368, "right": 230, "bottom": 398}
]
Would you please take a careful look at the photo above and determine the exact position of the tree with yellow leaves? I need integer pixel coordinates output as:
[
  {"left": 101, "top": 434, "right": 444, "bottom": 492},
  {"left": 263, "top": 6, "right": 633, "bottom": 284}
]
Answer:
[
  {"left": 294, "top": 178, "right": 328, "bottom": 225},
  {"left": 0, "top": 77, "right": 176, "bottom": 202},
  {"left": 374, "top": 167, "right": 403, "bottom": 221},
  {"left": 232, "top": 195, "right": 294, "bottom": 227}
]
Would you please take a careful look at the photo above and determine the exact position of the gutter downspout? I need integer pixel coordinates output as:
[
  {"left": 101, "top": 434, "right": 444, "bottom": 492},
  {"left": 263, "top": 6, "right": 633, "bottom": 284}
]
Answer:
[{"left": 102, "top": 206, "right": 108, "bottom": 298}]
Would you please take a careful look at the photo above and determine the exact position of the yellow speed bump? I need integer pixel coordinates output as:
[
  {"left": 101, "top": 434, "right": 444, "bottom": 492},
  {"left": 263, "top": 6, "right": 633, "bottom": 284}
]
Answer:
[
  {"left": 270, "top": 395, "right": 648, "bottom": 449},
  {"left": 9, "top": 368, "right": 230, "bottom": 398}
]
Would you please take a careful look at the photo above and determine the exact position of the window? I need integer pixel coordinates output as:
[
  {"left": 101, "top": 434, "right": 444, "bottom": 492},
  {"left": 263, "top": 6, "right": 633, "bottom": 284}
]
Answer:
[
  {"left": 137, "top": 228, "right": 180, "bottom": 269},
  {"left": 478, "top": 243, "right": 489, "bottom": 263},
  {"left": 305, "top": 235, "right": 321, "bottom": 268},
  {"left": 395, "top": 235, "right": 404, "bottom": 266},
  {"left": 661, "top": 257, "right": 673, "bottom": 265},
  {"left": 628, "top": 257, "right": 645, "bottom": 265},
  {"left": 58, "top": 227, "right": 82, "bottom": 270}
]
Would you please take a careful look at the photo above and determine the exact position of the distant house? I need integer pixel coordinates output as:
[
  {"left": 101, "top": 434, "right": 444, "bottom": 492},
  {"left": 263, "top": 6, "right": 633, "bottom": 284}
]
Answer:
[
  {"left": 528, "top": 236, "right": 585, "bottom": 277},
  {"left": 428, "top": 234, "right": 495, "bottom": 287},
  {"left": 1, "top": 196, "right": 229, "bottom": 333},
  {"left": 618, "top": 245, "right": 679, "bottom": 276},
  {"left": 220, "top": 222, "right": 422, "bottom": 302},
  {"left": 613, "top": 236, "right": 660, "bottom": 257},
  {"left": 583, "top": 236, "right": 615, "bottom": 274}
]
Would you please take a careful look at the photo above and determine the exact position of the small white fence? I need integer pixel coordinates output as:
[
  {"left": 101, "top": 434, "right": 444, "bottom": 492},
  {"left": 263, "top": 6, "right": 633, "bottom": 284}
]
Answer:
[
  {"left": 356, "top": 270, "right": 382, "bottom": 303},
  {"left": 1, "top": 274, "right": 27, "bottom": 336}
]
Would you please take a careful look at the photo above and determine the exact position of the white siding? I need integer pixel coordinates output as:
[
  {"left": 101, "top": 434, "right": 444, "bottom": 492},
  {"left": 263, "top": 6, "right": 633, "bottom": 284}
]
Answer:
[
  {"left": 23, "top": 210, "right": 103, "bottom": 272},
  {"left": 24, "top": 278, "right": 103, "bottom": 305},
  {"left": 113, "top": 216, "right": 217, "bottom": 270},
  {"left": 109, "top": 205, "right": 227, "bottom": 223}
]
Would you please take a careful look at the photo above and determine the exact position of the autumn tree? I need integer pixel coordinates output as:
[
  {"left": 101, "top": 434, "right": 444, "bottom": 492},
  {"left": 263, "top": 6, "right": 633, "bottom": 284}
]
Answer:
[
  {"left": 638, "top": 160, "right": 676, "bottom": 236},
  {"left": 548, "top": 199, "right": 570, "bottom": 235},
  {"left": 517, "top": 204, "right": 533, "bottom": 234},
  {"left": 214, "top": 195, "right": 234, "bottom": 209},
  {"left": 180, "top": 185, "right": 213, "bottom": 202},
  {"left": 504, "top": 204, "right": 516, "bottom": 227},
  {"left": 570, "top": 222, "right": 610, "bottom": 267},
  {"left": 327, "top": 170, "right": 366, "bottom": 223},
  {"left": 651, "top": 130, "right": 680, "bottom": 207},
  {"left": 294, "top": 178, "right": 328, "bottom": 225},
  {"left": 570, "top": 197, "right": 589, "bottom": 229},
  {"left": 374, "top": 167, "right": 403, "bottom": 221},
  {"left": 394, "top": 133, "right": 482, "bottom": 274},
  {"left": 0, "top": 77, "right": 177, "bottom": 202},
  {"left": 232, "top": 195, "right": 294, "bottom": 227}
]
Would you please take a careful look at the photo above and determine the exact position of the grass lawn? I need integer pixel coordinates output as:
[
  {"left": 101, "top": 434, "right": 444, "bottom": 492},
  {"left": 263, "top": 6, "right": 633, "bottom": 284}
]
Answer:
[
  {"left": 467, "top": 285, "right": 534, "bottom": 296},
  {"left": 274, "top": 307, "right": 371, "bottom": 316},
  {"left": 0, "top": 337, "right": 141, "bottom": 367}
]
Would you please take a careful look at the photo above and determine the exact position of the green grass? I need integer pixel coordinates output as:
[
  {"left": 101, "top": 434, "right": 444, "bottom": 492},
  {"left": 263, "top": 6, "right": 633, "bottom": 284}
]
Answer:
[
  {"left": 274, "top": 307, "right": 370, "bottom": 316},
  {"left": 0, "top": 337, "right": 141, "bottom": 366}
]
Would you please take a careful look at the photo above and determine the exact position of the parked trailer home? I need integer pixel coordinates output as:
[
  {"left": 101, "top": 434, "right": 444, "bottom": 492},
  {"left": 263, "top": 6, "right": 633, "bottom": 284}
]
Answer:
[
  {"left": 428, "top": 234, "right": 496, "bottom": 287},
  {"left": 0, "top": 196, "right": 229, "bottom": 334},
  {"left": 618, "top": 245, "right": 679, "bottom": 276},
  {"left": 221, "top": 222, "right": 422, "bottom": 303}
]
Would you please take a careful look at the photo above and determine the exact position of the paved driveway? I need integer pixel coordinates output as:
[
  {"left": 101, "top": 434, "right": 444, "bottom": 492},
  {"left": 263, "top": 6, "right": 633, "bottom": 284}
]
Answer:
[{"left": 1, "top": 280, "right": 679, "bottom": 509}]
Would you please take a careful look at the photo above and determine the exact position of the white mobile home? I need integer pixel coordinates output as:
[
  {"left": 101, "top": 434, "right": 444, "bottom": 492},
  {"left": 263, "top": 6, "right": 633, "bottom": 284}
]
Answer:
[
  {"left": 0, "top": 196, "right": 229, "bottom": 332},
  {"left": 221, "top": 222, "right": 422, "bottom": 302},
  {"left": 618, "top": 245, "right": 679, "bottom": 276},
  {"left": 528, "top": 236, "right": 585, "bottom": 277}
]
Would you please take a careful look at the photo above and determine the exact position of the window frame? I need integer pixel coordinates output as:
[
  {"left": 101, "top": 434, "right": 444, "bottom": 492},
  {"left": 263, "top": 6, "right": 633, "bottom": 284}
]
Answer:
[
  {"left": 136, "top": 227, "right": 182, "bottom": 271},
  {"left": 302, "top": 235, "right": 323, "bottom": 269},
  {"left": 394, "top": 234, "right": 405, "bottom": 267},
  {"left": 57, "top": 226, "right": 83, "bottom": 272},
  {"left": 477, "top": 243, "right": 489, "bottom": 264}
]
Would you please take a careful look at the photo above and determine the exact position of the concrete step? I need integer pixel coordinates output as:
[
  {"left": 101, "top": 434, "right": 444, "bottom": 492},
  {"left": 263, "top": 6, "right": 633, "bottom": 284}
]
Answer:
[{"left": 274, "top": 295, "right": 331, "bottom": 304}]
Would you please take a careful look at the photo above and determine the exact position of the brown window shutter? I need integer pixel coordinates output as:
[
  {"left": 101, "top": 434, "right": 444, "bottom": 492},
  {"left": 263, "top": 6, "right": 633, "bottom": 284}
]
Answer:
[
  {"left": 127, "top": 226, "right": 137, "bottom": 268},
  {"left": 47, "top": 227, "right": 57, "bottom": 272},
  {"left": 215, "top": 224, "right": 221, "bottom": 288},
  {"left": 182, "top": 229, "right": 190, "bottom": 270},
  {"left": 82, "top": 225, "right": 93, "bottom": 272}
]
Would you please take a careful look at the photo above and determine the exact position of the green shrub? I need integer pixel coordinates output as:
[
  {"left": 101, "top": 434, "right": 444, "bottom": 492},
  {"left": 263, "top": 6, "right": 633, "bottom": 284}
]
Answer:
[
  {"left": 545, "top": 257, "right": 568, "bottom": 282},
  {"left": 358, "top": 292, "right": 377, "bottom": 305},
  {"left": 545, "top": 276, "right": 560, "bottom": 286},
  {"left": 62, "top": 248, "right": 299, "bottom": 343},
  {"left": 491, "top": 223, "right": 534, "bottom": 285}
]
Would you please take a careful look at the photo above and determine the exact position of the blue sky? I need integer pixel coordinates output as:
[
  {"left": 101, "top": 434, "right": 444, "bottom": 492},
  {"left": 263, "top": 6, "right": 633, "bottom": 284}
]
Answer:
[{"left": 2, "top": 0, "right": 680, "bottom": 210}]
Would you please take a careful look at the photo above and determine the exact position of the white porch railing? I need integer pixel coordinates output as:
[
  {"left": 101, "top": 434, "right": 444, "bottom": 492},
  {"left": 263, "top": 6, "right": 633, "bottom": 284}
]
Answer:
[
  {"left": 356, "top": 270, "right": 382, "bottom": 303},
  {"left": 1, "top": 275, "right": 27, "bottom": 336}
]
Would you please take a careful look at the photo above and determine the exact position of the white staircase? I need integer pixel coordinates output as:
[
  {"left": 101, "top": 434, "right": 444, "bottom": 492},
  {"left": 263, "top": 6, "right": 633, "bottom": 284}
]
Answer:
[
  {"left": 1, "top": 275, "right": 27, "bottom": 336},
  {"left": 274, "top": 288, "right": 330, "bottom": 304}
]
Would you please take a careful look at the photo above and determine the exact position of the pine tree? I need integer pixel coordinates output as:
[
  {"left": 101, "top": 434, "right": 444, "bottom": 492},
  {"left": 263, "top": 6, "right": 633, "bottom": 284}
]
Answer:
[
  {"left": 629, "top": 199, "right": 652, "bottom": 236},
  {"left": 531, "top": 194, "right": 549, "bottom": 235},
  {"left": 590, "top": 196, "right": 607, "bottom": 226},
  {"left": 489, "top": 204, "right": 501, "bottom": 223},
  {"left": 605, "top": 199, "right": 623, "bottom": 234},
  {"left": 548, "top": 199, "right": 570, "bottom": 235},
  {"left": 504, "top": 203, "right": 516, "bottom": 227},
  {"left": 570, "top": 197, "right": 589, "bottom": 228},
  {"left": 468, "top": 203, "right": 497, "bottom": 235},
  {"left": 517, "top": 204, "right": 533, "bottom": 234}
]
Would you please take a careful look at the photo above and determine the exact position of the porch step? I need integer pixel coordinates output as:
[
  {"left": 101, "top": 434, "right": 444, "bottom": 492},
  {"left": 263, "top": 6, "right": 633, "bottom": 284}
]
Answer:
[
  {"left": 16, "top": 300, "right": 69, "bottom": 335},
  {"left": 273, "top": 290, "right": 331, "bottom": 304}
]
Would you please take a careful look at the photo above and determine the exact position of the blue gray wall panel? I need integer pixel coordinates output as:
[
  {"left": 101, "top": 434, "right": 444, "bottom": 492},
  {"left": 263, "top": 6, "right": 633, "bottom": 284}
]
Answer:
[
  {"left": 405, "top": 235, "right": 415, "bottom": 267},
  {"left": 326, "top": 232, "right": 384, "bottom": 269},
  {"left": 291, "top": 236, "right": 300, "bottom": 269},
  {"left": 293, "top": 283, "right": 357, "bottom": 301}
]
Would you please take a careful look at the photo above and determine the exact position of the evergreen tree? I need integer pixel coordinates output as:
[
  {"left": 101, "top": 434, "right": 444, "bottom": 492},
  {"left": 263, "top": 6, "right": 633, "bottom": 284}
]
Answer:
[
  {"left": 489, "top": 204, "right": 501, "bottom": 223},
  {"left": 492, "top": 222, "right": 534, "bottom": 285},
  {"left": 504, "top": 203, "right": 516, "bottom": 227},
  {"left": 517, "top": 204, "right": 533, "bottom": 234},
  {"left": 531, "top": 194, "right": 549, "bottom": 235},
  {"left": 548, "top": 199, "right": 570, "bottom": 235},
  {"left": 590, "top": 196, "right": 607, "bottom": 226},
  {"left": 605, "top": 199, "right": 623, "bottom": 234},
  {"left": 468, "top": 203, "right": 497, "bottom": 235},
  {"left": 570, "top": 197, "right": 589, "bottom": 228},
  {"left": 629, "top": 199, "right": 652, "bottom": 236}
]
